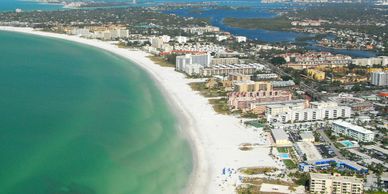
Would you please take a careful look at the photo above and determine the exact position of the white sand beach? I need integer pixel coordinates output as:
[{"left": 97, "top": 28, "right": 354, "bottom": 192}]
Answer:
[{"left": 0, "top": 26, "right": 279, "bottom": 194}]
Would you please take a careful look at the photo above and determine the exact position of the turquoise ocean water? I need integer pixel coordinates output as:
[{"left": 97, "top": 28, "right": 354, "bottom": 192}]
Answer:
[{"left": 0, "top": 31, "right": 192, "bottom": 194}]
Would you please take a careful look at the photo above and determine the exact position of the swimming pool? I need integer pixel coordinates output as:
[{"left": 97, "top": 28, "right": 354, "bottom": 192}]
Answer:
[
  {"left": 278, "top": 153, "right": 290, "bottom": 159},
  {"left": 340, "top": 140, "right": 354, "bottom": 148}
]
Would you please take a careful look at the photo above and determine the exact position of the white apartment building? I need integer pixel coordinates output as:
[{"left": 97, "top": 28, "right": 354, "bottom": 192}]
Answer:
[
  {"left": 160, "top": 35, "right": 171, "bottom": 43},
  {"left": 310, "top": 173, "right": 363, "bottom": 194},
  {"left": 175, "top": 53, "right": 212, "bottom": 74},
  {"left": 370, "top": 71, "right": 388, "bottom": 86},
  {"left": 118, "top": 29, "right": 129, "bottom": 38},
  {"left": 268, "top": 102, "right": 351, "bottom": 124},
  {"left": 184, "top": 64, "right": 203, "bottom": 76},
  {"left": 255, "top": 73, "right": 279, "bottom": 80},
  {"left": 352, "top": 56, "right": 388, "bottom": 66},
  {"left": 332, "top": 120, "right": 375, "bottom": 142},
  {"left": 235, "top": 36, "right": 247, "bottom": 43},
  {"left": 175, "top": 36, "right": 187, "bottom": 43},
  {"left": 201, "top": 63, "right": 259, "bottom": 76},
  {"left": 103, "top": 31, "right": 112, "bottom": 41},
  {"left": 216, "top": 35, "right": 228, "bottom": 42},
  {"left": 173, "top": 43, "right": 226, "bottom": 54},
  {"left": 150, "top": 37, "right": 164, "bottom": 49},
  {"left": 182, "top": 26, "right": 220, "bottom": 34},
  {"left": 70, "top": 28, "right": 90, "bottom": 37},
  {"left": 266, "top": 100, "right": 307, "bottom": 116}
]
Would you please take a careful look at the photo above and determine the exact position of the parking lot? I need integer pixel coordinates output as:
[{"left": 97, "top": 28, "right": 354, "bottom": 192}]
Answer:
[{"left": 316, "top": 144, "right": 336, "bottom": 158}]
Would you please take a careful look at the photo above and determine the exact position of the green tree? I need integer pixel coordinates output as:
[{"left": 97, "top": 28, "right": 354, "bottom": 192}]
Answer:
[{"left": 270, "top": 57, "right": 286, "bottom": 65}]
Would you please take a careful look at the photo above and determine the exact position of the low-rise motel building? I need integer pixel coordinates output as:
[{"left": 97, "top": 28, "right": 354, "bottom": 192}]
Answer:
[
  {"left": 310, "top": 173, "right": 364, "bottom": 194},
  {"left": 332, "top": 120, "right": 375, "bottom": 142},
  {"left": 270, "top": 128, "right": 292, "bottom": 147}
]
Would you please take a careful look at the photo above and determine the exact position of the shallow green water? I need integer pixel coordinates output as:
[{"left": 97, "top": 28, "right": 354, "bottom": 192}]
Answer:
[{"left": 0, "top": 31, "right": 192, "bottom": 194}]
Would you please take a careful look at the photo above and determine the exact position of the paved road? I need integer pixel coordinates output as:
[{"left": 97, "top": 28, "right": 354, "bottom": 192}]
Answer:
[
  {"left": 260, "top": 60, "right": 326, "bottom": 100},
  {"left": 317, "top": 129, "right": 344, "bottom": 159}
]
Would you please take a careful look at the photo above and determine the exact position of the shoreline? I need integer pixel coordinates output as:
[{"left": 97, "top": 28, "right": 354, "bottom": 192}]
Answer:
[{"left": 0, "top": 26, "right": 279, "bottom": 194}]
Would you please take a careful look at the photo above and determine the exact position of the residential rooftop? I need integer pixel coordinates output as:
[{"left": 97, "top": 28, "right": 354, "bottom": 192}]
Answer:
[
  {"left": 310, "top": 173, "right": 363, "bottom": 184},
  {"left": 332, "top": 120, "right": 374, "bottom": 134}
]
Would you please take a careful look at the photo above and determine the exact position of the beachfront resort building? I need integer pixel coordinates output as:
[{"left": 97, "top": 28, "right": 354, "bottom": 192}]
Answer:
[
  {"left": 250, "top": 99, "right": 308, "bottom": 115},
  {"left": 201, "top": 63, "right": 261, "bottom": 76},
  {"left": 233, "top": 81, "right": 273, "bottom": 92},
  {"left": 228, "top": 90, "right": 292, "bottom": 111},
  {"left": 370, "top": 71, "right": 388, "bottom": 86},
  {"left": 271, "top": 128, "right": 292, "bottom": 147},
  {"left": 175, "top": 53, "right": 212, "bottom": 75},
  {"left": 176, "top": 53, "right": 262, "bottom": 76},
  {"left": 267, "top": 102, "right": 351, "bottom": 124},
  {"left": 332, "top": 120, "right": 375, "bottom": 142},
  {"left": 310, "top": 173, "right": 364, "bottom": 194},
  {"left": 67, "top": 26, "right": 129, "bottom": 40},
  {"left": 265, "top": 99, "right": 308, "bottom": 115}
]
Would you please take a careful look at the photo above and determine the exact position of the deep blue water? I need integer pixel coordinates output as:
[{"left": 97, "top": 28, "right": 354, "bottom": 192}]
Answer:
[
  {"left": 164, "top": 7, "right": 378, "bottom": 57},
  {"left": 164, "top": 7, "right": 313, "bottom": 43},
  {"left": 306, "top": 45, "right": 377, "bottom": 58}
]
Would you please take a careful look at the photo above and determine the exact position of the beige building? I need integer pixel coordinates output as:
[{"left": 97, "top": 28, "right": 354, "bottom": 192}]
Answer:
[
  {"left": 271, "top": 128, "right": 292, "bottom": 147},
  {"left": 234, "top": 81, "right": 273, "bottom": 92},
  {"left": 228, "top": 73, "right": 251, "bottom": 81},
  {"left": 211, "top": 57, "right": 239, "bottom": 65},
  {"left": 228, "top": 90, "right": 292, "bottom": 110},
  {"left": 310, "top": 173, "right": 363, "bottom": 194}
]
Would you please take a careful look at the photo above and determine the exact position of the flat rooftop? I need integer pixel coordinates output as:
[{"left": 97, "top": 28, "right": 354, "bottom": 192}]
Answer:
[
  {"left": 300, "top": 131, "right": 315, "bottom": 140},
  {"left": 332, "top": 120, "right": 374, "bottom": 134},
  {"left": 271, "top": 128, "right": 289, "bottom": 141},
  {"left": 296, "top": 142, "right": 322, "bottom": 161},
  {"left": 260, "top": 183, "right": 291, "bottom": 194},
  {"left": 310, "top": 173, "right": 363, "bottom": 184},
  {"left": 364, "top": 145, "right": 388, "bottom": 155}
]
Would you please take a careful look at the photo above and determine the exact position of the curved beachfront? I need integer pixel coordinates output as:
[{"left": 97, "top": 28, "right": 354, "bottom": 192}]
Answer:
[{"left": 0, "top": 26, "right": 278, "bottom": 194}]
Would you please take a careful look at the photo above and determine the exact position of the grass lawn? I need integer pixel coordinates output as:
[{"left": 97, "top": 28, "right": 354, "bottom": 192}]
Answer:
[
  {"left": 283, "top": 159, "right": 297, "bottom": 169},
  {"left": 147, "top": 56, "right": 175, "bottom": 67},
  {"left": 334, "top": 142, "right": 345, "bottom": 149},
  {"left": 244, "top": 120, "right": 264, "bottom": 128},
  {"left": 208, "top": 98, "right": 230, "bottom": 115},
  {"left": 277, "top": 147, "right": 288, "bottom": 153},
  {"left": 189, "top": 82, "right": 227, "bottom": 97},
  {"left": 240, "top": 167, "right": 276, "bottom": 175}
]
